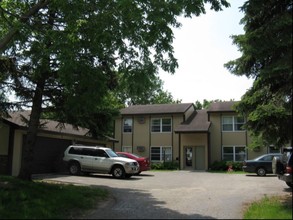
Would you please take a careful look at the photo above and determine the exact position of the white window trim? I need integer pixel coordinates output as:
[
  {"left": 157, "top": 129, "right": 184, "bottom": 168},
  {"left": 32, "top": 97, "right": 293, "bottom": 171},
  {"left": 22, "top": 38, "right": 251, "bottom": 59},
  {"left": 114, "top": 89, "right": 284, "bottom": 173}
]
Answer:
[
  {"left": 151, "top": 118, "right": 172, "bottom": 133},
  {"left": 222, "top": 145, "right": 247, "bottom": 162},
  {"left": 222, "top": 116, "right": 246, "bottom": 132},
  {"left": 123, "top": 118, "right": 133, "bottom": 133},
  {"left": 150, "top": 146, "right": 172, "bottom": 162},
  {"left": 122, "top": 146, "right": 132, "bottom": 153}
]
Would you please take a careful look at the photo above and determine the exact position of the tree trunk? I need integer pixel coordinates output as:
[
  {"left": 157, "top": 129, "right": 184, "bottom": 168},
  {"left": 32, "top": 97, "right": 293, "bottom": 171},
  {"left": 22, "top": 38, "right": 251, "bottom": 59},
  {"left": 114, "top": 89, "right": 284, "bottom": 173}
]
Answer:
[{"left": 17, "top": 80, "right": 45, "bottom": 181}]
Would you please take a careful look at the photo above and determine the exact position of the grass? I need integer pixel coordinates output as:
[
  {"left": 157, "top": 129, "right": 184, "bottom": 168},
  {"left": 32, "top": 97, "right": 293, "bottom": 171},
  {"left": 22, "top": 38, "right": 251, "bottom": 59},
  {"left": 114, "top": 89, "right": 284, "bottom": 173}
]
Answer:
[
  {"left": 1, "top": 174, "right": 292, "bottom": 219},
  {"left": 243, "top": 194, "right": 292, "bottom": 219},
  {"left": 0, "top": 175, "right": 109, "bottom": 219}
]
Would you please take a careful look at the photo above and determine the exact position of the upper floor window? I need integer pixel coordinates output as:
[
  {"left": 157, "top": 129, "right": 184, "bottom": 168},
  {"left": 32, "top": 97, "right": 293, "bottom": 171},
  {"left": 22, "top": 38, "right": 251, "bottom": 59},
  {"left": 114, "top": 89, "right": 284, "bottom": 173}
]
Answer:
[
  {"left": 222, "top": 116, "right": 245, "bottom": 131},
  {"left": 151, "top": 118, "right": 172, "bottom": 132},
  {"left": 123, "top": 118, "right": 132, "bottom": 133}
]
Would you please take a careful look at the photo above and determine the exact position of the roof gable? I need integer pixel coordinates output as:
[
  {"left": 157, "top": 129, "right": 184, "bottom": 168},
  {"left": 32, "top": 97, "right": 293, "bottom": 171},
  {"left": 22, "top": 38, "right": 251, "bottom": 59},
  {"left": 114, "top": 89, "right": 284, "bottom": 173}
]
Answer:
[{"left": 174, "top": 110, "right": 211, "bottom": 133}]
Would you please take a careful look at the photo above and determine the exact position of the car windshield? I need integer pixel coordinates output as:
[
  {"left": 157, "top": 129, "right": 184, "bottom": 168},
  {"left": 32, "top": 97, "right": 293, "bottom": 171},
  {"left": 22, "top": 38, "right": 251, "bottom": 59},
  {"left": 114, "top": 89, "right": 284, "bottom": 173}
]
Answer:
[{"left": 105, "top": 149, "right": 119, "bottom": 157}]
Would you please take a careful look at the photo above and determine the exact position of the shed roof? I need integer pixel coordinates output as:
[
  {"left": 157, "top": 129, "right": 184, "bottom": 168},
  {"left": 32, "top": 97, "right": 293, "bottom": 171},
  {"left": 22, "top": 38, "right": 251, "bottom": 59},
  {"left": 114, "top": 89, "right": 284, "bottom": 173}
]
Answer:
[{"left": 120, "top": 103, "right": 194, "bottom": 115}]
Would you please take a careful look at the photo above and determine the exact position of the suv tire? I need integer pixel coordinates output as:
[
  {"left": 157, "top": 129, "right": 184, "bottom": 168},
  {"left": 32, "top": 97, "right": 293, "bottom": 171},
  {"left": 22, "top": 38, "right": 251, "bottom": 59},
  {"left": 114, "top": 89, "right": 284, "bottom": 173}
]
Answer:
[
  {"left": 112, "top": 165, "right": 126, "bottom": 179},
  {"left": 69, "top": 161, "right": 81, "bottom": 175}
]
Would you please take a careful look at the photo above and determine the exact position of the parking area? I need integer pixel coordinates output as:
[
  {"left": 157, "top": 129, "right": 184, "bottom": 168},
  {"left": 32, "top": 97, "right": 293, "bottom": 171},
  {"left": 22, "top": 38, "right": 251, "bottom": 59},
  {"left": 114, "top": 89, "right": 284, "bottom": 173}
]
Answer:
[{"left": 33, "top": 171, "right": 292, "bottom": 219}]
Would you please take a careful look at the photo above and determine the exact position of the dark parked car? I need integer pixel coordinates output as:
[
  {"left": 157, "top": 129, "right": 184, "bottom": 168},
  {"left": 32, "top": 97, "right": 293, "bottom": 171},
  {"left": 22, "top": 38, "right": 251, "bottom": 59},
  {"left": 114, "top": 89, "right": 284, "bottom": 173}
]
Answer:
[
  {"left": 242, "top": 153, "right": 282, "bottom": 176},
  {"left": 116, "top": 152, "right": 151, "bottom": 174},
  {"left": 272, "top": 147, "right": 292, "bottom": 188}
]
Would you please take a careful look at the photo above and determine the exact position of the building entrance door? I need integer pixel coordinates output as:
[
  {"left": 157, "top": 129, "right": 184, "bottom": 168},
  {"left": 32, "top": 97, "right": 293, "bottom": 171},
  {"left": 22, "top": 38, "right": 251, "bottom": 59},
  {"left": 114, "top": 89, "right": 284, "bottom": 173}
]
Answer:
[{"left": 184, "top": 146, "right": 205, "bottom": 170}]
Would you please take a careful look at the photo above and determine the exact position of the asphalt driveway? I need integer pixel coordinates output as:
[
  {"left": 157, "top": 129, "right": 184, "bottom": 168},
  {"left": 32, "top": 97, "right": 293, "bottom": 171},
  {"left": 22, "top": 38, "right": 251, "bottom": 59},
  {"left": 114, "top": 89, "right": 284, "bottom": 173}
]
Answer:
[{"left": 33, "top": 171, "right": 292, "bottom": 219}]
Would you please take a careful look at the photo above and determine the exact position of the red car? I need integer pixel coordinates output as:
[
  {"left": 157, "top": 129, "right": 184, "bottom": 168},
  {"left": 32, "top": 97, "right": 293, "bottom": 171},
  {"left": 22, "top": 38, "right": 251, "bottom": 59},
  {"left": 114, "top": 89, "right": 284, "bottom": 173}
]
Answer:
[{"left": 116, "top": 152, "right": 151, "bottom": 174}]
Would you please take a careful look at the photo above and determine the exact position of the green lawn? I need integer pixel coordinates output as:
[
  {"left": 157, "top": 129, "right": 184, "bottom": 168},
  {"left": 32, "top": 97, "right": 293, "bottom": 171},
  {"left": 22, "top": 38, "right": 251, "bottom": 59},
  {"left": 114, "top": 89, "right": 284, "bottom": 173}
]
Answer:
[{"left": 0, "top": 175, "right": 108, "bottom": 219}]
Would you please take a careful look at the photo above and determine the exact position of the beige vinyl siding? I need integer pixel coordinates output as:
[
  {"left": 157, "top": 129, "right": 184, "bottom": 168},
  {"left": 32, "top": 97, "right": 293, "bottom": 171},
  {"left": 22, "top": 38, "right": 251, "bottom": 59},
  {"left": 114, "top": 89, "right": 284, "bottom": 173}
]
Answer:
[
  {"left": 133, "top": 115, "right": 150, "bottom": 157},
  {"left": 184, "top": 105, "right": 195, "bottom": 120},
  {"left": 209, "top": 113, "right": 222, "bottom": 163},
  {"left": 222, "top": 132, "right": 247, "bottom": 145}
]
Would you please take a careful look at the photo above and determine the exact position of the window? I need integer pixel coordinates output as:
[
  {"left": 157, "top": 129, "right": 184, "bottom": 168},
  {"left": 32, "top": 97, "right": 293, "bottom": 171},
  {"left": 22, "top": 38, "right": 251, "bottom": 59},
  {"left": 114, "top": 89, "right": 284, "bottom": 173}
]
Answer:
[
  {"left": 123, "top": 118, "right": 132, "bottom": 133},
  {"left": 122, "top": 146, "right": 132, "bottom": 153},
  {"left": 151, "top": 118, "right": 172, "bottom": 132},
  {"left": 222, "top": 116, "right": 245, "bottom": 131},
  {"left": 269, "top": 146, "right": 280, "bottom": 153},
  {"left": 222, "top": 146, "right": 246, "bottom": 161},
  {"left": 150, "top": 146, "right": 172, "bottom": 162}
]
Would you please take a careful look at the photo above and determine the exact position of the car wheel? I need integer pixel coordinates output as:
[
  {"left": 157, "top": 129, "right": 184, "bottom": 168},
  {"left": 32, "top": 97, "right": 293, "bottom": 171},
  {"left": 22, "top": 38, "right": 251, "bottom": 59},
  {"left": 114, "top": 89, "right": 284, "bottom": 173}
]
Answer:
[
  {"left": 256, "top": 167, "right": 266, "bottom": 176},
  {"left": 69, "top": 161, "right": 81, "bottom": 175},
  {"left": 112, "top": 165, "right": 125, "bottom": 179},
  {"left": 286, "top": 182, "right": 293, "bottom": 188}
]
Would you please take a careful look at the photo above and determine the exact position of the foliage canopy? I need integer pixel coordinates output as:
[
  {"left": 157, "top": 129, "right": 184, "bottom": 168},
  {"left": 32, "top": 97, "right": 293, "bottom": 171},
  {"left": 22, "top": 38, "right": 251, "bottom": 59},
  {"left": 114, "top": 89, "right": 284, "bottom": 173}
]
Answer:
[
  {"left": 224, "top": 0, "right": 292, "bottom": 148},
  {"left": 0, "top": 0, "right": 229, "bottom": 180}
]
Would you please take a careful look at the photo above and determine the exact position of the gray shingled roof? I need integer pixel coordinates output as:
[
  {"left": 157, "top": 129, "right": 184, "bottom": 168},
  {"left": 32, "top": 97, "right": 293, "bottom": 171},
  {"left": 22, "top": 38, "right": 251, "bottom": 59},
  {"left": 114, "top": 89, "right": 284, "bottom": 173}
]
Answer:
[
  {"left": 207, "top": 101, "right": 239, "bottom": 113},
  {"left": 3, "top": 110, "right": 117, "bottom": 142},
  {"left": 174, "top": 110, "right": 211, "bottom": 133},
  {"left": 120, "top": 103, "right": 194, "bottom": 115}
]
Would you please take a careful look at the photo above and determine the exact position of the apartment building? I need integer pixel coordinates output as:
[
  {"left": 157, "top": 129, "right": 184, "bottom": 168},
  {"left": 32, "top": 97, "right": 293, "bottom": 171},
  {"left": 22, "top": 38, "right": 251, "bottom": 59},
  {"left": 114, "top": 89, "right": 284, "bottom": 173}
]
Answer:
[{"left": 114, "top": 101, "right": 278, "bottom": 170}]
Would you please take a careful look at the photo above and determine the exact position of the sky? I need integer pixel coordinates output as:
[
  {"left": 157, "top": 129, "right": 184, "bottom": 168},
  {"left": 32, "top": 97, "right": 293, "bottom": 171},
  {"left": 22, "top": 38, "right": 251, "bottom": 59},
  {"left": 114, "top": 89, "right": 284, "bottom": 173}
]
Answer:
[{"left": 159, "top": 0, "right": 254, "bottom": 103}]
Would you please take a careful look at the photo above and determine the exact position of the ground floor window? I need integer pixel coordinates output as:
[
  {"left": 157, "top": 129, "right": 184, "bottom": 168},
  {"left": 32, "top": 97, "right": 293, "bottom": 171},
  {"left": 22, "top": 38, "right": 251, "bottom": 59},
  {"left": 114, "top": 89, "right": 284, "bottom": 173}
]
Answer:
[
  {"left": 150, "top": 146, "right": 172, "bottom": 162},
  {"left": 269, "top": 146, "right": 281, "bottom": 153},
  {"left": 122, "top": 146, "right": 132, "bottom": 153},
  {"left": 222, "top": 145, "right": 246, "bottom": 161}
]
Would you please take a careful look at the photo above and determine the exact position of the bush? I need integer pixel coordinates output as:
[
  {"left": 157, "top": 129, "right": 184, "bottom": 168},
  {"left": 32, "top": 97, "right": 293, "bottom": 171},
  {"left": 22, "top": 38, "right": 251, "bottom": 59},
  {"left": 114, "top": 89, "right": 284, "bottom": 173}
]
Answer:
[
  {"left": 210, "top": 160, "right": 243, "bottom": 171},
  {"left": 151, "top": 161, "right": 179, "bottom": 170},
  {"left": 209, "top": 160, "right": 227, "bottom": 171}
]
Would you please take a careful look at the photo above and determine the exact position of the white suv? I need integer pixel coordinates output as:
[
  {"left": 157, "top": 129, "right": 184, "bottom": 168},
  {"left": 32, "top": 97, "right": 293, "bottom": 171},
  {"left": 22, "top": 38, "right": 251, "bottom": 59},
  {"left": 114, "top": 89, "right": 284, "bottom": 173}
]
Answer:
[{"left": 63, "top": 145, "right": 140, "bottom": 179}]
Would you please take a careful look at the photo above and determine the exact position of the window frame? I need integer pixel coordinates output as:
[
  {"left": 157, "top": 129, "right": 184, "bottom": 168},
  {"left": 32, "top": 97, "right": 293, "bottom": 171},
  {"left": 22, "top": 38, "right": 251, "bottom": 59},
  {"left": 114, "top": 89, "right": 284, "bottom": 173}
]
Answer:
[
  {"left": 150, "top": 146, "right": 172, "bottom": 162},
  {"left": 151, "top": 117, "right": 172, "bottom": 133},
  {"left": 122, "top": 146, "right": 132, "bottom": 153},
  {"left": 222, "top": 145, "right": 246, "bottom": 162},
  {"left": 222, "top": 115, "right": 245, "bottom": 132},
  {"left": 123, "top": 118, "right": 133, "bottom": 133}
]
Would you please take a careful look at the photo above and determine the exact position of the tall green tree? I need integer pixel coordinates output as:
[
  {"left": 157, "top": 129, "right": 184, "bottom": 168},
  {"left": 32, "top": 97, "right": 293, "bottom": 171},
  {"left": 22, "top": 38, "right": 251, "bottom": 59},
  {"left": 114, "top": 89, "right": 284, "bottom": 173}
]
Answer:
[
  {"left": 116, "top": 71, "right": 180, "bottom": 105},
  {"left": 0, "top": 0, "right": 229, "bottom": 180},
  {"left": 224, "top": 0, "right": 292, "bottom": 148}
]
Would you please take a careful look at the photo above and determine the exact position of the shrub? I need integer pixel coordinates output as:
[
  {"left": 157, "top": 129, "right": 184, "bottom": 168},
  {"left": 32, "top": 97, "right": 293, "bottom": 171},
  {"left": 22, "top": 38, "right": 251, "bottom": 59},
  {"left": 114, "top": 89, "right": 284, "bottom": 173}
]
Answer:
[
  {"left": 151, "top": 161, "right": 179, "bottom": 170},
  {"left": 209, "top": 160, "right": 227, "bottom": 171},
  {"left": 210, "top": 160, "right": 243, "bottom": 171}
]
